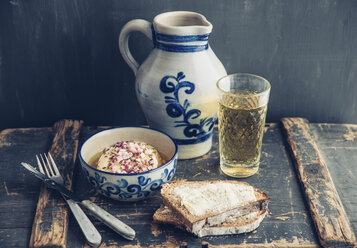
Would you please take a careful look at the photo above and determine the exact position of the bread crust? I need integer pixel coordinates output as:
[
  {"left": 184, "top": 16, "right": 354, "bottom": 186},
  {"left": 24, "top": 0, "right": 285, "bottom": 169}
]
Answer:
[{"left": 153, "top": 205, "right": 267, "bottom": 237}]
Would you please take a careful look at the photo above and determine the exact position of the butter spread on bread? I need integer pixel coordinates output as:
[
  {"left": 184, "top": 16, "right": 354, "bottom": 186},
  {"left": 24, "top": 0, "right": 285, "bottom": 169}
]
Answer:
[{"left": 174, "top": 182, "right": 256, "bottom": 216}]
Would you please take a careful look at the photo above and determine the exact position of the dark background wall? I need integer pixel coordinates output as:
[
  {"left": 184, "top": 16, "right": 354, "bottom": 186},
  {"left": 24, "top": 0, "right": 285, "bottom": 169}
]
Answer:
[{"left": 0, "top": 0, "right": 356, "bottom": 130}]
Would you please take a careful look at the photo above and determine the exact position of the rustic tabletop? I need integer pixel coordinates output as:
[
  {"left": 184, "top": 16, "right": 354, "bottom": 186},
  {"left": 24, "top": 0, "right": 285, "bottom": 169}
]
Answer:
[{"left": 0, "top": 118, "right": 356, "bottom": 248}]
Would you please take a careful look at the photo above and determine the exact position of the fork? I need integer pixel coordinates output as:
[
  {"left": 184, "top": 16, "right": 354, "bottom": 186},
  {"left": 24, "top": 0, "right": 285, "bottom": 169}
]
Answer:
[
  {"left": 37, "top": 153, "right": 136, "bottom": 241},
  {"left": 37, "top": 153, "right": 102, "bottom": 247}
]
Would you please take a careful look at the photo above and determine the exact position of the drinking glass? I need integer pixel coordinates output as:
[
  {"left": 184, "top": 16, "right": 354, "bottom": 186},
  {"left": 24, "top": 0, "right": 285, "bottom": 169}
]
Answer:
[{"left": 217, "top": 73, "right": 271, "bottom": 178}]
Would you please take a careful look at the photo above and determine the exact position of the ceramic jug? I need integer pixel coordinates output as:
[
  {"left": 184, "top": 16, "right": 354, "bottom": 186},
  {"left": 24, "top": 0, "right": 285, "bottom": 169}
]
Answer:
[{"left": 119, "top": 11, "right": 227, "bottom": 159}]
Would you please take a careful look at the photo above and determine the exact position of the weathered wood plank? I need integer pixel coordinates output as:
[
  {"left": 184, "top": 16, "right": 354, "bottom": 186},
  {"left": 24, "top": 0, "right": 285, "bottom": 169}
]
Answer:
[
  {"left": 68, "top": 124, "right": 319, "bottom": 247},
  {"left": 281, "top": 117, "right": 357, "bottom": 247},
  {"left": 0, "top": 228, "right": 33, "bottom": 247},
  {"left": 29, "top": 120, "right": 83, "bottom": 248},
  {"left": 1, "top": 122, "right": 327, "bottom": 247},
  {"left": 310, "top": 123, "right": 357, "bottom": 241},
  {"left": 0, "top": 127, "right": 52, "bottom": 247},
  {"left": 0, "top": 128, "right": 52, "bottom": 225}
]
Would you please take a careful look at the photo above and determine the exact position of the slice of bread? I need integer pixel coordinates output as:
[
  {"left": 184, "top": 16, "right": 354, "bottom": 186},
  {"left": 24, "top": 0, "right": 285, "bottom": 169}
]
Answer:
[
  {"left": 153, "top": 205, "right": 267, "bottom": 237},
  {"left": 160, "top": 180, "right": 269, "bottom": 234}
]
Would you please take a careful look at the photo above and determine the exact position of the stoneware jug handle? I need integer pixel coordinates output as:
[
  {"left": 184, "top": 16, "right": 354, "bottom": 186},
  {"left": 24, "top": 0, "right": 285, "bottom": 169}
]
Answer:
[{"left": 119, "top": 19, "right": 152, "bottom": 75}]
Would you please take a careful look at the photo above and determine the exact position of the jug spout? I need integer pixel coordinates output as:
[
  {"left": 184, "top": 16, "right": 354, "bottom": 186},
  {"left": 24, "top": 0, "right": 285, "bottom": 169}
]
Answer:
[{"left": 153, "top": 11, "right": 212, "bottom": 35}]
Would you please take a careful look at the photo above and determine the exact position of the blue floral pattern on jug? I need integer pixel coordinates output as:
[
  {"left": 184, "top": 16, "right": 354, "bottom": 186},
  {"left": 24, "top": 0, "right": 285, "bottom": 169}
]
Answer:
[
  {"left": 82, "top": 162, "right": 176, "bottom": 200},
  {"left": 160, "top": 72, "right": 216, "bottom": 144}
]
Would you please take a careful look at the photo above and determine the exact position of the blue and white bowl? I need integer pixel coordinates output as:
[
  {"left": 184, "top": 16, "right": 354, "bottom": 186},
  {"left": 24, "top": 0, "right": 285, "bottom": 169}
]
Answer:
[{"left": 79, "top": 127, "right": 178, "bottom": 201}]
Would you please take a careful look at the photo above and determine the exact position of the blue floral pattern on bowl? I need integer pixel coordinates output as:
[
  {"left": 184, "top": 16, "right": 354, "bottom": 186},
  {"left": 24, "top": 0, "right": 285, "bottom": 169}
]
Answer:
[{"left": 81, "top": 157, "right": 177, "bottom": 201}]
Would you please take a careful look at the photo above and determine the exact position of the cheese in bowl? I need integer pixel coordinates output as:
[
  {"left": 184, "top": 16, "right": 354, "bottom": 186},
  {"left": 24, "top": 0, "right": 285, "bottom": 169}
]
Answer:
[{"left": 89, "top": 141, "right": 167, "bottom": 174}]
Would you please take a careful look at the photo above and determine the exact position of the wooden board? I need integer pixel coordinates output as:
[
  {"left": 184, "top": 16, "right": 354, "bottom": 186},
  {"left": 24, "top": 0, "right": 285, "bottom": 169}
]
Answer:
[
  {"left": 29, "top": 120, "right": 83, "bottom": 248},
  {"left": 281, "top": 118, "right": 357, "bottom": 247},
  {"left": 310, "top": 123, "right": 357, "bottom": 243},
  {"left": 2, "top": 1, "right": 357, "bottom": 131},
  {"left": 1, "top": 120, "right": 357, "bottom": 247},
  {"left": 68, "top": 123, "right": 319, "bottom": 247},
  {"left": 0, "top": 127, "right": 52, "bottom": 247}
]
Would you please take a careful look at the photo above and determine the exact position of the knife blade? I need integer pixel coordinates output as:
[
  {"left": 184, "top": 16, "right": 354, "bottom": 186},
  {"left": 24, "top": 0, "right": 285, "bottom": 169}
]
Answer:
[
  {"left": 21, "top": 162, "right": 136, "bottom": 240},
  {"left": 21, "top": 162, "right": 82, "bottom": 200}
]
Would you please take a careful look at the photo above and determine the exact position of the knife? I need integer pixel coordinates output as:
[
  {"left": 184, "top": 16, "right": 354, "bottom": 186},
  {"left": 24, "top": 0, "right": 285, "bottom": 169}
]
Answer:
[{"left": 21, "top": 162, "right": 136, "bottom": 241}]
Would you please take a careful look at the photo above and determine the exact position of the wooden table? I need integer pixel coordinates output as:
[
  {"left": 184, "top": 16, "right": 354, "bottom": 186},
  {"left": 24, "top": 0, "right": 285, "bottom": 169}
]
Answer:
[{"left": 0, "top": 118, "right": 356, "bottom": 248}]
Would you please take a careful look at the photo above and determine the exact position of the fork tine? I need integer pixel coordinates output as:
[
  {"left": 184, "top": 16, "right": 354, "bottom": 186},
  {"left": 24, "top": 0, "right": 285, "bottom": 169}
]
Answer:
[
  {"left": 36, "top": 155, "right": 45, "bottom": 174},
  {"left": 37, "top": 154, "right": 51, "bottom": 176},
  {"left": 42, "top": 153, "right": 55, "bottom": 176},
  {"left": 48, "top": 153, "right": 60, "bottom": 176}
]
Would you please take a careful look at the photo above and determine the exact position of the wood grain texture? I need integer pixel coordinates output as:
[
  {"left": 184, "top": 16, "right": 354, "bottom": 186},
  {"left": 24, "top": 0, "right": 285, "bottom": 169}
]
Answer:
[
  {"left": 1, "top": 0, "right": 357, "bottom": 131},
  {"left": 3, "top": 122, "right": 356, "bottom": 247},
  {"left": 310, "top": 123, "right": 357, "bottom": 242},
  {"left": 0, "top": 127, "right": 52, "bottom": 248},
  {"left": 281, "top": 117, "right": 357, "bottom": 247},
  {"left": 68, "top": 124, "right": 318, "bottom": 247},
  {"left": 29, "top": 120, "right": 83, "bottom": 248}
]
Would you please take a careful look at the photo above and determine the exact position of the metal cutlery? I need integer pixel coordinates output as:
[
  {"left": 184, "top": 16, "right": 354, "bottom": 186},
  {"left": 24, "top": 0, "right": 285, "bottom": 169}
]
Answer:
[
  {"left": 21, "top": 154, "right": 136, "bottom": 241},
  {"left": 36, "top": 153, "right": 102, "bottom": 247}
]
